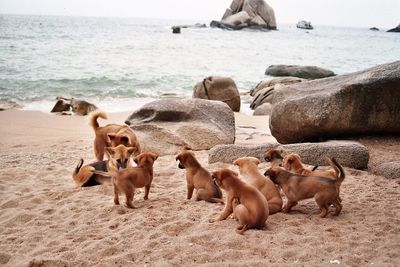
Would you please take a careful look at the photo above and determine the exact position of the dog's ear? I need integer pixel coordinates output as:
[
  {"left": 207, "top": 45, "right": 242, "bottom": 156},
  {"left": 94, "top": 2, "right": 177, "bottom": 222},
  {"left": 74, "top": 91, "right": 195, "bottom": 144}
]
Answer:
[
  {"left": 120, "top": 135, "right": 131, "bottom": 145},
  {"left": 127, "top": 147, "right": 137, "bottom": 155},
  {"left": 233, "top": 159, "right": 240, "bottom": 166},
  {"left": 107, "top": 133, "right": 116, "bottom": 143},
  {"left": 152, "top": 153, "right": 159, "bottom": 160},
  {"left": 254, "top": 158, "right": 261, "bottom": 165},
  {"left": 105, "top": 147, "right": 115, "bottom": 157}
]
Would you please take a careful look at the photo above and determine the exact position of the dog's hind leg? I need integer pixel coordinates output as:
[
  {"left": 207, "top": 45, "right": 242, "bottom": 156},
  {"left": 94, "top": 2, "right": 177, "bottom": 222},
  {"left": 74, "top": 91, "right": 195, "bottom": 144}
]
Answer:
[
  {"left": 315, "top": 193, "right": 330, "bottom": 218},
  {"left": 144, "top": 184, "right": 150, "bottom": 200},
  {"left": 196, "top": 189, "right": 224, "bottom": 204},
  {"left": 125, "top": 190, "right": 135, "bottom": 209},
  {"left": 333, "top": 198, "right": 342, "bottom": 216}
]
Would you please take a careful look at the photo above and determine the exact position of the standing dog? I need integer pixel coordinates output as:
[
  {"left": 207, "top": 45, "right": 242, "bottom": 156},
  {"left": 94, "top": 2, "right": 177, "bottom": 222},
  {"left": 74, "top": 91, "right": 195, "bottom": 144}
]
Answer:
[
  {"left": 233, "top": 157, "right": 282, "bottom": 214},
  {"left": 89, "top": 111, "right": 141, "bottom": 161},
  {"left": 176, "top": 150, "right": 223, "bottom": 204},
  {"left": 72, "top": 144, "right": 136, "bottom": 187},
  {"left": 211, "top": 168, "right": 269, "bottom": 234},
  {"left": 264, "top": 148, "right": 284, "bottom": 167},
  {"left": 264, "top": 157, "right": 345, "bottom": 218},
  {"left": 283, "top": 153, "right": 343, "bottom": 202},
  {"left": 103, "top": 150, "right": 158, "bottom": 209}
]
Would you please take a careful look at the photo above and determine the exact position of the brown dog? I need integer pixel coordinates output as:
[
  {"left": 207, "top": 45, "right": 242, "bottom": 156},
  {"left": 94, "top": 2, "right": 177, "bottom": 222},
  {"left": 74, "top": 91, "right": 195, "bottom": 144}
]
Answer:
[
  {"left": 89, "top": 110, "right": 141, "bottom": 161},
  {"left": 264, "top": 157, "right": 345, "bottom": 218},
  {"left": 233, "top": 157, "right": 282, "bottom": 214},
  {"left": 72, "top": 144, "right": 136, "bottom": 187},
  {"left": 264, "top": 147, "right": 284, "bottom": 167},
  {"left": 104, "top": 149, "right": 158, "bottom": 209},
  {"left": 176, "top": 150, "right": 223, "bottom": 204},
  {"left": 211, "top": 168, "right": 269, "bottom": 234},
  {"left": 283, "top": 153, "right": 343, "bottom": 202}
]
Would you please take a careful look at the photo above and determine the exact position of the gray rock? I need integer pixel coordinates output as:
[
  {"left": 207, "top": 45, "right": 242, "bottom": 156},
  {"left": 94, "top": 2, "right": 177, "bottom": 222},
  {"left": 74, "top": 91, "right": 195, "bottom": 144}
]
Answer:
[
  {"left": 387, "top": 24, "right": 400, "bottom": 33},
  {"left": 253, "top": 102, "right": 272, "bottom": 115},
  {"left": 373, "top": 161, "right": 400, "bottom": 179},
  {"left": 193, "top": 76, "right": 241, "bottom": 112},
  {"left": 208, "top": 140, "right": 369, "bottom": 170},
  {"left": 211, "top": 0, "right": 277, "bottom": 31},
  {"left": 270, "top": 61, "right": 400, "bottom": 144},
  {"left": 125, "top": 99, "right": 235, "bottom": 156},
  {"left": 250, "top": 77, "right": 306, "bottom": 96},
  {"left": 265, "top": 65, "right": 335, "bottom": 79}
]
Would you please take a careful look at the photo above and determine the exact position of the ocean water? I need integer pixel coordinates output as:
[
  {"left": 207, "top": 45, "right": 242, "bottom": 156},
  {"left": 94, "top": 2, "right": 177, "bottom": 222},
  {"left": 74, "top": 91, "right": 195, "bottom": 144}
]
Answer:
[{"left": 1, "top": 14, "right": 399, "bottom": 112}]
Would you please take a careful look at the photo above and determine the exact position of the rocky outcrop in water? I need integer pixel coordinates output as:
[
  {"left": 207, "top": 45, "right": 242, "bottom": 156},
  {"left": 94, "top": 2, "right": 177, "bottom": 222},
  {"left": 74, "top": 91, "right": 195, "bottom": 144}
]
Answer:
[
  {"left": 265, "top": 65, "right": 336, "bottom": 79},
  {"left": 125, "top": 99, "right": 235, "bottom": 156},
  {"left": 387, "top": 24, "right": 400, "bottom": 32},
  {"left": 193, "top": 76, "right": 241, "bottom": 112},
  {"left": 269, "top": 61, "right": 400, "bottom": 144},
  {"left": 210, "top": 0, "right": 277, "bottom": 31}
]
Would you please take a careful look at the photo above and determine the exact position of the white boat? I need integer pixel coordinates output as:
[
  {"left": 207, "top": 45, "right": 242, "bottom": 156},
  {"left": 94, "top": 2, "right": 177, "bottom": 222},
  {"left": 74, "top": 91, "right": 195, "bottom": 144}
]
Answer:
[{"left": 296, "top": 20, "right": 313, "bottom": 30}]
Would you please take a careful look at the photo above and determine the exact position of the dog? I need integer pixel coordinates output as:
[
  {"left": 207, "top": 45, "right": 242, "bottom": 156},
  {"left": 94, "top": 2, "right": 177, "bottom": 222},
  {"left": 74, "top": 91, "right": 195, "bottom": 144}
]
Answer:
[
  {"left": 264, "top": 157, "right": 345, "bottom": 218},
  {"left": 283, "top": 153, "right": 343, "bottom": 202},
  {"left": 233, "top": 157, "right": 282, "bottom": 214},
  {"left": 97, "top": 148, "right": 158, "bottom": 209},
  {"left": 264, "top": 148, "right": 284, "bottom": 167},
  {"left": 211, "top": 168, "right": 269, "bottom": 234},
  {"left": 176, "top": 150, "right": 224, "bottom": 204},
  {"left": 72, "top": 144, "right": 136, "bottom": 187},
  {"left": 89, "top": 110, "right": 141, "bottom": 161}
]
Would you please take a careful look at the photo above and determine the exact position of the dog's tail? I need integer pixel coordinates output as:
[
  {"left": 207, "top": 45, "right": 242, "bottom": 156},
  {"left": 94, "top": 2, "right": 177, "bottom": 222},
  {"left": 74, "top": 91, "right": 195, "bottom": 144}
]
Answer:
[
  {"left": 328, "top": 157, "right": 345, "bottom": 183},
  {"left": 89, "top": 110, "right": 107, "bottom": 130},
  {"left": 73, "top": 158, "right": 84, "bottom": 177}
]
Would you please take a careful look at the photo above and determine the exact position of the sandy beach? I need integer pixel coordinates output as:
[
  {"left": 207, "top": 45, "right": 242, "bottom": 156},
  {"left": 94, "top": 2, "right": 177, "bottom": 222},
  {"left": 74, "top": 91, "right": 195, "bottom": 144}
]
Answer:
[{"left": 0, "top": 109, "right": 399, "bottom": 266}]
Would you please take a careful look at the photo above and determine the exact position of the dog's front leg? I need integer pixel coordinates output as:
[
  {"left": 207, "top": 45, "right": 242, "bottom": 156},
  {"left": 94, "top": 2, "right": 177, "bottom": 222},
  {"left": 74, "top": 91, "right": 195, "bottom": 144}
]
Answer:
[
  {"left": 187, "top": 184, "right": 194, "bottom": 199},
  {"left": 113, "top": 185, "right": 120, "bottom": 205},
  {"left": 213, "top": 195, "right": 234, "bottom": 222},
  {"left": 144, "top": 184, "right": 150, "bottom": 200}
]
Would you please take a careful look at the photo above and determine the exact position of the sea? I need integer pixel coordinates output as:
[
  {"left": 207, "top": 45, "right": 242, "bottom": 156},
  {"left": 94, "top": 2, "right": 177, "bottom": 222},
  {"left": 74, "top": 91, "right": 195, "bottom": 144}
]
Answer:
[{"left": 1, "top": 14, "right": 399, "bottom": 113}]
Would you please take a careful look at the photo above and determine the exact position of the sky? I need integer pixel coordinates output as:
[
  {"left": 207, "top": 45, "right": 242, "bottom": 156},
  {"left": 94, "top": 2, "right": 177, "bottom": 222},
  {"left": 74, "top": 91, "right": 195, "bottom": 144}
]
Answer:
[{"left": 0, "top": 0, "right": 399, "bottom": 28}]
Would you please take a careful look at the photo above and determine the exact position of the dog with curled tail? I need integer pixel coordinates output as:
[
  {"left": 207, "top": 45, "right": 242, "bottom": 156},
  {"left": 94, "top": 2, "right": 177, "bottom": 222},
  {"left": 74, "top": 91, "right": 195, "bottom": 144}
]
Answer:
[
  {"left": 233, "top": 156, "right": 282, "bottom": 214},
  {"left": 210, "top": 168, "right": 269, "bottom": 235}
]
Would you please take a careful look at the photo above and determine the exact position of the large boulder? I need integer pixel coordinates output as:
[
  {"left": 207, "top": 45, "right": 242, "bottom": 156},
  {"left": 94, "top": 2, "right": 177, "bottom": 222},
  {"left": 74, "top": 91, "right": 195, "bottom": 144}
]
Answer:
[
  {"left": 208, "top": 141, "right": 369, "bottom": 170},
  {"left": 125, "top": 99, "right": 235, "bottom": 156},
  {"left": 193, "top": 76, "right": 241, "bottom": 112},
  {"left": 210, "top": 0, "right": 276, "bottom": 31},
  {"left": 269, "top": 61, "right": 400, "bottom": 144},
  {"left": 265, "top": 65, "right": 335, "bottom": 79},
  {"left": 387, "top": 24, "right": 400, "bottom": 32}
]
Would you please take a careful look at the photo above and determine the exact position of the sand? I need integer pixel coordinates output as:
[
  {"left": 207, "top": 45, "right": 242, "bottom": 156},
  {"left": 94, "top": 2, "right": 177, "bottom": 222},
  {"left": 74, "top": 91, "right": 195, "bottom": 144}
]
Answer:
[{"left": 0, "top": 109, "right": 399, "bottom": 267}]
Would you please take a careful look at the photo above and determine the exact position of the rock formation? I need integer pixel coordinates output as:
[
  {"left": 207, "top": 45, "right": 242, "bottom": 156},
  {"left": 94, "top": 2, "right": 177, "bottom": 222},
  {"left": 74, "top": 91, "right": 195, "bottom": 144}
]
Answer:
[
  {"left": 265, "top": 65, "right": 336, "bottom": 79},
  {"left": 387, "top": 24, "right": 400, "bottom": 32},
  {"left": 210, "top": 0, "right": 277, "bottom": 30}
]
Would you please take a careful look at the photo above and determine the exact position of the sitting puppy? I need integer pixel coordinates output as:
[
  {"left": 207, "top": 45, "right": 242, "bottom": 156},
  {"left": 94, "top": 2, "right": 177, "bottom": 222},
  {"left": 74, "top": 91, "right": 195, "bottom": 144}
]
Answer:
[
  {"left": 283, "top": 153, "right": 343, "bottom": 202},
  {"left": 72, "top": 144, "right": 135, "bottom": 187},
  {"left": 98, "top": 148, "right": 158, "bottom": 209},
  {"left": 264, "top": 157, "right": 345, "bottom": 218},
  {"left": 233, "top": 157, "right": 282, "bottom": 214},
  {"left": 211, "top": 168, "right": 269, "bottom": 235},
  {"left": 264, "top": 148, "right": 284, "bottom": 167},
  {"left": 176, "top": 150, "right": 223, "bottom": 204},
  {"left": 89, "top": 110, "right": 141, "bottom": 161}
]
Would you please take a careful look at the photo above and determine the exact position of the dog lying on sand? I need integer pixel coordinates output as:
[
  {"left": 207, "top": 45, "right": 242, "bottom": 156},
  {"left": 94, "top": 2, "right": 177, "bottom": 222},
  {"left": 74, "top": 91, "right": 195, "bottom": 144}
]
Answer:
[
  {"left": 210, "top": 168, "right": 269, "bottom": 234},
  {"left": 234, "top": 156, "right": 282, "bottom": 214},
  {"left": 73, "top": 144, "right": 136, "bottom": 187},
  {"left": 176, "top": 150, "right": 224, "bottom": 204},
  {"left": 89, "top": 111, "right": 141, "bottom": 161},
  {"left": 264, "top": 157, "right": 345, "bottom": 218}
]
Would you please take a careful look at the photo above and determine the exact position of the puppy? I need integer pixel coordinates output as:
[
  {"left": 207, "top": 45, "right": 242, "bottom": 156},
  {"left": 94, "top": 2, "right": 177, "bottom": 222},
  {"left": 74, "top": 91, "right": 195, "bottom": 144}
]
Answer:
[
  {"left": 72, "top": 144, "right": 136, "bottom": 187},
  {"left": 233, "top": 157, "right": 282, "bottom": 214},
  {"left": 176, "top": 150, "right": 223, "bottom": 204},
  {"left": 211, "top": 168, "right": 269, "bottom": 234},
  {"left": 264, "top": 157, "right": 345, "bottom": 218},
  {"left": 283, "top": 153, "right": 343, "bottom": 202},
  {"left": 89, "top": 110, "right": 141, "bottom": 161},
  {"left": 264, "top": 148, "right": 284, "bottom": 167},
  {"left": 101, "top": 149, "right": 158, "bottom": 209}
]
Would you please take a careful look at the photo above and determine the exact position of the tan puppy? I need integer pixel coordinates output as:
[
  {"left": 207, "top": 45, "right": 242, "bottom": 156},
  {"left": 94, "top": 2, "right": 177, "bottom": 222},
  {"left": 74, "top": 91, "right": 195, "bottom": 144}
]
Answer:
[
  {"left": 106, "top": 150, "right": 158, "bottom": 209},
  {"left": 89, "top": 110, "right": 141, "bottom": 161},
  {"left": 264, "top": 147, "right": 284, "bottom": 167},
  {"left": 233, "top": 157, "right": 282, "bottom": 214},
  {"left": 72, "top": 144, "right": 135, "bottom": 187},
  {"left": 176, "top": 150, "right": 223, "bottom": 204},
  {"left": 283, "top": 153, "right": 343, "bottom": 202},
  {"left": 211, "top": 168, "right": 269, "bottom": 235},
  {"left": 264, "top": 157, "right": 345, "bottom": 218}
]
